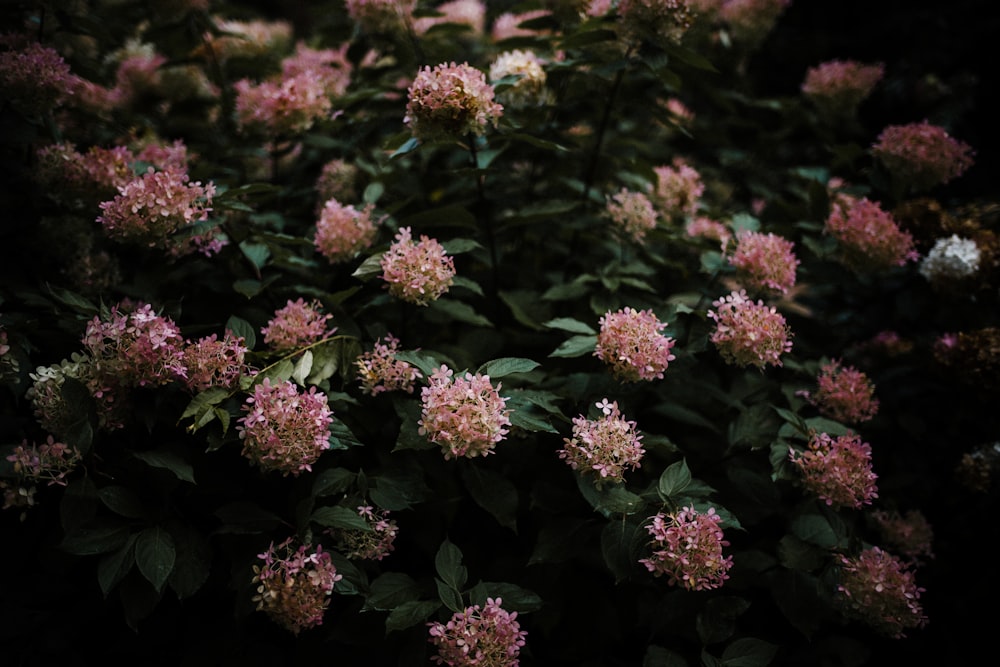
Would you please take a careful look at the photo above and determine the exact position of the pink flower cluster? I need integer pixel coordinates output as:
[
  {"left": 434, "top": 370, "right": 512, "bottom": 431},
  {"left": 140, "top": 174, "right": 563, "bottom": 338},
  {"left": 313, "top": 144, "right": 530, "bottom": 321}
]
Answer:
[
  {"left": 2, "top": 436, "right": 82, "bottom": 512},
  {"left": 491, "top": 9, "right": 553, "bottom": 41},
  {"left": 82, "top": 301, "right": 187, "bottom": 388},
  {"left": 872, "top": 120, "right": 974, "bottom": 191},
  {"left": 427, "top": 597, "right": 528, "bottom": 667},
  {"left": 707, "top": 290, "right": 792, "bottom": 368},
  {"left": 489, "top": 49, "right": 549, "bottom": 108},
  {"left": 595, "top": 307, "right": 676, "bottom": 382},
  {"left": 27, "top": 355, "right": 127, "bottom": 434},
  {"left": 315, "top": 158, "right": 360, "bottom": 205},
  {"left": 871, "top": 509, "right": 934, "bottom": 565},
  {"left": 728, "top": 230, "right": 799, "bottom": 295},
  {"left": 355, "top": 334, "right": 422, "bottom": 395},
  {"left": 345, "top": 0, "right": 416, "bottom": 33},
  {"left": 617, "top": 0, "right": 695, "bottom": 45},
  {"left": 414, "top": 0, "right": 486, "bottom": 35},
  {"left": 404, "top": 62, "right": 503, "bottom": 139},
  {"left": 804, "top": 359, "right": 879, "bottom": 424},
  {"left": 282, "top": 41, "right": 352, "bottom": 99},
  {"left": 825, "top": 196, "right": 918, "bottom": 269},
  {"left": 234, "top": 70, "right": 333, "bottom": 136},
  {"left": 96, "top": 167, "right": 217, "bottom": 252},
  {"left": 686, "top": 216, "right": 732, "bottom": 248},
  {"left": 651, "top": 158, "right": 704, "bottom": 220},
  {"left": 606, "top": 188, "right": 659, "bottom": 243},
  {"left": 237, "top": 378, "right": 333, "bottom": 476},
  {"left": 558, "top": 398, "right": 645, "bottom": 486},
  {"left": 182, "top": 330, "right": 250, "bottom": 393},
  {"left": 836, "top": 546, "right": 928, "bottom": 638},
  {"left": 314, "top": 199, "right": 382, "bottom": 263},
  {"left": 717, "top": 0, "right": 792, "bottom": 46},
  {"left": 380, "top": 227, "right": 456, "bottom": 305},
  {"left": 334, "top": 505, "right": 399, "bottom": 560},
  {"left": 789, "top": 431, "right": 878, "bottom": 509},
  {"left": 419, "top": 365, "right": 512, "bottom": 459},
  {"left": 261, "top": 298, "right": 336, "bottom": 353},
  {"left": 639, "top": 506, "right": 734, "bottom": 591},
  {"left": 252, "top": 538, "right": 342, "bottom": 634},
  {"left": 801, "top": 60, "right": 884, "bottom": 114},
  {"left": 0, "top": 40, "right": 73, "bottom": 115}
]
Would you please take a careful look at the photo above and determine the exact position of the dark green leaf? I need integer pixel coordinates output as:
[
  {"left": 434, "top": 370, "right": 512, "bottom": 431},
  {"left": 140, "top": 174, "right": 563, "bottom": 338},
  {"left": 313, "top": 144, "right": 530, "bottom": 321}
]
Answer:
[
  {"left": 461, "top": 465, "right": 518, "bottom": 532},
  {"left": 60, "top": 524, "right": 130, "bottom": 556},
  {"left": 434, "top": 540, "right": 467, "bottom": 591},
  {"left": 436, "top": 578, "right": 465, "bottom": 613},
  {"left": 312, "top": 467, "right": 355, "bottom": 497},
  {"left": 543, "top": 317, "right": 597, "bottom": 335},
  {"left": 468, "top": 581, "right": 542, "bottom": 612},
  {"left": 429, "top": 298, "right": 493, "bottom": 327},
  {"left": 549, "top": 334, "right": 597, "bottom": 358},
  {"left": 166, "top": 522, "right": 212, "bottom": 599},
  {"left": 475, "top": 357, "right": 539, "bottom": 378},
  {"left": 98, "top": 486, "right": 147, "bottom": 519},
  {"left": 658, "top": 459, "right": 692, "bottom": 499},
  {"left": 311, "top": 505, "right": 370, "bottom": 532},
  {"left": 132, "top": 448, "right": 195, "bottom": 484},
  {"left": 97, "top": 534, "right": 136, "bottom": 598},
  {"left": 364, "top": 572, "right": 422, "bottom": 611},
  {"left": 385, "top": 600, "right": 441, "bottom": 633},
  {"left": 135, "top": 526, "right": 176, "bottom": 593}
]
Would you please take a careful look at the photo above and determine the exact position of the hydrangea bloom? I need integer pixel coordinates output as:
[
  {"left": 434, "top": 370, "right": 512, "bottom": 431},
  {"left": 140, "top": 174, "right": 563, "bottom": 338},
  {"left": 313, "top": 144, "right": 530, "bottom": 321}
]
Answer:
[
  {"left": 617, "top": 0, "right": 694, "bottom": 45},
  {"left": 261, "top": 298, "right": 336, "bottom": 353},
  {"left": 96, "top": 167, "right": 216, "bottom": 251},
  {"left": 491, "top": 9, "right": 553, "bottom": 41},
  {"left": 836, "top": 546, "right": 928, "bottom": 638},
  {"left": 605, "top": 188, "right": 659, "bottom": 243},
  {"left": 234, "top": 71, "right": 333, "bottom": 136},
  {"left": 801, "top": 59, "right": 884, "bottom": 114},
  {"left": 380, "top": 227, "right": 456, "bottom": 305},
  {"left": 355, "top": 334, "right": 422, "bottom": 395},
  {"left": 404, "top": 62, "right": 503, "bottom": 140},
  {"left": 281, "top": 41, "right": 352, "bottom": 98},
  {"left": 639, "top": 506, "right": 733, "bottom": 591},
  {"left": 427, "top": 597, "right": 528, "bottom": 667},
  {"left": 27, "top": 355, "right": 127, "bottom": 434},
  {"left": 237, "top": 378, "right": 333, "bottom": 476},
  {"left": 315, "top": 158, "right": 360, "bottom": 205},
  {"left": 419, "top": 365, "right": 512, "bottom": 459},
  {"left": 727, "top": 230, "right": 799, "bottom": 295},
  {"left": 2, "top": 436, "right": 82, "bottom": 513},
  {"left": 252, "top": 538, "right": 342, "bottom": 634},
  {"left": 332, "top": 505, "right": 399, "bottom": 560},
  {"left": 651, "top": 158, "right": 704, "bottom": 220},
  {"left": 707, "top": 290, "right": 793, "bottom": 368},
  {"left": 489, "top": 49, "right": 549, "bottom": 108},
  {"left": 314, "top": 199, "right": 382, "bottom": 263},
  {"left": 558, "top": 398, "right": 645, "bottom": 486},
  {"left": 414, "top": 0, "right": 487, "bottom": 35},
  {"left": 595, "top": 307, "right": 676, "bottom": 382},
  {"left": 345, "top": 0, "right": 416, "bottom": 33},
  {"left": 803, "top": 359, "right": 879, "bottom": 424},
  {"left": 789, "top": 431, "right": 878, "bottom": 509},
  {"left": 919, "top": 234, "right": 981, "bottom": 283},
  {"left": 872, "top": 120, "right": 974, "bottom": 191},
  {"left": 182, "top": 330, "right": 250, "bottom": 392},
  {"left": 825, "top": 196, "right": 918, "bottom": 269},
  {"left": 871, "top": 509, "right": 934, "bottom": 564},
  {"left": 686, "top": 216, "right": 732, "bottom": 248},
  {"left": 0, "top": 41, "right": 74, "bottom": 115},
  {"left": 717, "top": 0, "right": 792, "bottom": 47},
  {"left": 82, "top": 301, "right": 187, "bottom": 388}
]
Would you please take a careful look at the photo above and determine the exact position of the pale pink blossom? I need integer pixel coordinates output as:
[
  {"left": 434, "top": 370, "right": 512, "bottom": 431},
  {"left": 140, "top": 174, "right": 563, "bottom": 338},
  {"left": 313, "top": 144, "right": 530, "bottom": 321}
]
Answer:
[
  {"left": 686, "top": 216, "right": 732, "bottom": 248},
  {"left": 82, "top": 301, "right": 187, "bottom": 388},
  {"left": 261, "top": 298, "right": 336, "bottom": 353},
  {"left": 355, "top": 333, "right": 422, "bottom": 395},
  {"left": 558, "top": 398, "right": 645, "bottom": 486},
  {"left": 345, "top": 0, "right": 416, "bottom": 33},
  {"left": 872, "top": 120, "right": 974, "bottom": 191},
  {"left": 419, "top": 365, "right": 512, "bottom": 459},
  {"left": 234, "top": 70, "right": 333, "bottom": 136},
  {"left": 491, "top": 9, "right": 553, "bottom": 41},
  {"left": 489, "top": 49, "right": 550, "bottom": 108},
  {"left": 789, "top": 431, "right": 878, "bottom": 509},
  {"left": 662, "top": 97, "right": 695, "bottom": 127},
  {"left": 332, "top": 505, "right": 399, "bottom": 560},
  {"left": 2, "top": 435, "right": 82, "bottom": 512},
  {"left": 428, "top": 597, "right": 528, "bottom": 667},
  {"left": 404, "top": 62, "right": 503, "bottom": 140},
  {"left": 802, "top": 359, "right": 879, "bottom": 424},
  {"left": 415, "top": 0, "right": 486, "bottom": 35},
  {"left": 182, "top": 330, "right": 250, "bottom": 392},
  {"left": 605, "top": 188, "right": 659, "bottom": 243},
  {"left": 836, "top": 546, "right": 928, "bottom": 638},
  {"left": 0, "top": 40, "right": 74, "bottom": 115},
  {"left": 282, "top": 41, "right": 352, "bottom": 98},
  {"left": 707, "top": 289, "right": 792, "bottom": 368},
  {"left": 202, "top": 17, "right": 293, "bottom": 62},
  {"left": 315, "top": 158, "right": 360, "bottom": 204},
  {"left": 871, "top": 509, "right": 934, "bottom": 565},
  {"left": 801, "top": 60, "right": 884, "bottom": 114},
  {"left": 314, "top": 199, "right": 382, "bottom": 263},
  {"left": 651, "top": 158, "right": 704, "bottom": 220},
  {"left": 252, "top": 538, "right": 342, "bottom": 634},
  {"left": 825, "top": 195, "right": 918, "bottom": 269},
  {"left": 109, "top": 43, "right": 166, "bottom": 108},
  {"left": 380, "top": 227, "right": 456, "bottom": 305},
  {"left": 237, "top": 378, "right": 334, "bottom": 476},
  {"left": 639, "top": 506, "right": 733, "bottom": 591},
  {"left": 617, "top": 0, "right": 695, "bottom": 45},
  {"left": 718, "top": 0, "right": 791, "bottom": 47},
  {"left": 727, "top": 230, "right": 799, "bottom": 295},
  {"left": 595, "top": 307, "right": 676, "bottom": 382},
  {"left": 27, "top": 356, "right": 127, "bottom": 434}
]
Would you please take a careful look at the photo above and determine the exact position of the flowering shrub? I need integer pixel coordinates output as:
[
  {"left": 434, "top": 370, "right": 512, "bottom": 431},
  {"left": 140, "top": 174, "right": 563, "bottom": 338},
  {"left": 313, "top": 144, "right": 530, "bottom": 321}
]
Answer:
[{"left": 1, "top": 1, "right": 994, "bottom": 665}]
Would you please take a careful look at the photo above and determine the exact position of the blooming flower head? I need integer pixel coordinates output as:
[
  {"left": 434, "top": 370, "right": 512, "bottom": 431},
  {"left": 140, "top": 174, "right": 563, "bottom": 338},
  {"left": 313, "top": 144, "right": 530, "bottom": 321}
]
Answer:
[
  {"left": 331, "top": 505, "right": 399, "bottom": 560},
  {"left": 605, "top": 188, "right": 659, "bottom": 243},
  {"left": 651, "top": 158, "right": 704, "bottom": 221},
  {"left": 27, "top": 355, "right": 127, "bottom": 434},
  {"left": 234, "top": 71, "right": 333, "bottom": 136},
  {"left": 489, "top": 49, "right": 550, "bottom": 109},
  {"left": 252, "top": 538, "right": 342, "bottom": 634},
  {"left": 919, "top": 234, "right": 981, "bottom": 284},
  {"left": 707, "top": 289, "right": 793, "bottom": 368},
  {"left": 315, "top": 158, "right": 360, "bottom": 205},
  {"left": 836, "top": 546, "right": 928, "bottom": 638},
  {"left": 825, "top": 196, "right": 918, "bottom": 270},
  {"left": 596, "top": 307, "right": 676, "bottom": 382},
  {"left": 415, "top": 0, "right": 487, "bottom": 35},
  {"left": 3, "top": 435, "right": 82, "bottom": 513},
  {"left": 872, "top": 120, "right": 974, "bottom": 191},
  {"left": 404, "top": 62, "right": 503, "bottom": 140},
  {"left": 718, "top": 0, "right": 792, "bottom": 48},
  {"left": 427, "top": 597, "right": 528, "bottom": 667},
  {"left": 82, "top": 301, "right": 187, "bottom": 388},
  {"left": 261, "top": 298, "right": 336, "bottom": 353},
  {"left": 491, "top": 9, "right": 553, "bottom": 41},
  {"left": 801, "top": 59, "right": 884, "bottom": 115},
  {"left": 789, "top": 431, "right": 878, "bottom": 509},
  {"left": 380, "top": 227, "right": 456, "bottom": 305},
  {"left": 0, "top": 40, "right": 74, "bottom": 116},
  {"left": 237, "top": 378, "right": 334, "bottom": 476},
  {"left": 281, "top": 41, "right": 352, "bottom": 98},
  {"left": 314, "top": 199, "right": 382, "bottom": 263},
  {"left": 345, "top": 0, "right": 417, "bottom": 33},
  {"left": 108, "top": 40, "right": 166, "bottom": 108},
  {"left": 727, "top": 230, "right": 799, "bottom": 295},
  {"left": 803, "top": 359, "right": 879, "bottom": 424},
  {"left": 558, "top": 398, "right": 645, "bottom": 486},
  {"left": 419, "top": 365, "right": 512, "bottom": 460},
  {"left": 617, "top": 0, "right": 695, "bottom": 45},
  {"left": 182, "top": 330, "right": 250, "bottom": 392},
  {"left": 686, "top": 216, "right": 732, "bottom": 248},
  {"left": 96, "top": 167, "right": 216, "bottom": 251},
  {"left": 639, "top": 506, "right": 734, "bottom": 591},
  {"left": 871, "top": 509, "right": 934, "bottom": 565},
  {"left": 355, "top": 333, "right": 422, "bottom": 396}
]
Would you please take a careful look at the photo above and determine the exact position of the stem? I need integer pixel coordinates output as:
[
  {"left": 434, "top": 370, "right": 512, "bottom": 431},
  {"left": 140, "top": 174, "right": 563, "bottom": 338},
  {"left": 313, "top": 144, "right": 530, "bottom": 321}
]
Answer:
[
  {"left": 581, "top": 45, "right": 635, "bottom": 202},
  {"left": 468, "top": 137, "right": 500, "bottom": 314}
]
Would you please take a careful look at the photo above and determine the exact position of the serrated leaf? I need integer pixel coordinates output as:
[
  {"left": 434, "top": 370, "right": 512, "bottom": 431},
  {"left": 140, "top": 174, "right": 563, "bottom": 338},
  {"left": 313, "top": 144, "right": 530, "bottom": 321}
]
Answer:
[
  {"left": 132, "top": 448, "right": 195, "bottom": 484},
  {"left": 468, "top": 582, "right": 543, "bottom": 613},
  {"left": 135, "top": 526, "right": 176, "bottom": 593},
  {"left": 311, "top": 505, "right": 370, "bottom": 532},
  {"left": 429, "top": 299, "right": 492, "bottom": 327},
  {"left": 549, "top": 334, "right": 597, "bottom": 358},
  {"left": 436, "top": 578, "right": 465, "bottom": 613},
  {"left": 475, "top": 357, "right": 539, "bottom": 378},
  {"left": 292, "top": 349, "right": 313, "bottom": 385},
  {"left": 658, "top": 459, "right": 693, "bottom": 499},
  {"left": 312, "top": 467, "right": 355, "bottom": 497},
  {"left": 385, "top": 600, "right": 441, "bottom": 633},
  {"left": 60, "top": 524, "right": 130, "bottom": 556},
  {"left": 543, "top": 317, "right": 597, "bottom": 335},
  {"left": 435, "top": 540, "right": 467, "bottom": 591},
  {"left": 351, "top": 252, "right": 385, "bottom": 280},
  {"left": 364, "top": 572, "right": 421, "bottom": 611}
]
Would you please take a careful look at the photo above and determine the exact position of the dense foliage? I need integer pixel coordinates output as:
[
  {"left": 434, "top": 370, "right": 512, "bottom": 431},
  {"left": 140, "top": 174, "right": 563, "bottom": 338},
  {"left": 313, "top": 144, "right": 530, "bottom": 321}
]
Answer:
[{"left": 1, "top": 1, "right": 996, "bottom": 665}]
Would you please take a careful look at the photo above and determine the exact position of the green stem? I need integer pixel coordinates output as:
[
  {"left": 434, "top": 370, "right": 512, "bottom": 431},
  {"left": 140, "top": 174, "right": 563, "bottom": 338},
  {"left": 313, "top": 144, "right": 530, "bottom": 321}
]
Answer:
[
  {"left": 581, "top": 46, "right": 635, "bottom": 202},
  {"left": 468, "top": 137, "right": 500, "bottom": 314}
]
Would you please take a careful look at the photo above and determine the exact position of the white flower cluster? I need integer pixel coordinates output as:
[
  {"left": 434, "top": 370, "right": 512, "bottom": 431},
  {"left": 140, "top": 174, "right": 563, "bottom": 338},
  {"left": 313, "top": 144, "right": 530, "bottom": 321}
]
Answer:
[{"left": 919, "top": 234, "right": 980, "bottom": 282}]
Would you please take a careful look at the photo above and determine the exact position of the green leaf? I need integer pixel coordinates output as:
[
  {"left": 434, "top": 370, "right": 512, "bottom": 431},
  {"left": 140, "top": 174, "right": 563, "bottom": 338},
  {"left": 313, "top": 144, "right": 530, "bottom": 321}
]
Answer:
[
  {"left": 643, "top": 645, "right": 689, "bottom": 667},
  {"left": 98, "top": 486, "right": 147, "bottom": 519},
  {"left": 311, "top": 505, "right": 370, "bottom": 532},
  {"left": 601, "top": 519, "right": 642, "bottom": 583},
  {"left": 46, "top": 283, "right": 97, "bottom": 314},
  {"left": 468, "top": 582, "right": 543, "bottom": 613},
  {"left": 135, "top": 526, "right": 176, "bottom": 593},
  {"left": 132, "top": 448, "right": 195, "bottom": 484},
  {"left": 166, "top": 521, "right": 212, "bottom": 599},
  {"left": 440, "top": 237, "right": 483, "bottom": 254},
  {"left": 60, "top": 524, "right": 130, "bottom": 556},
  {"left": 213, "top": 501, "right": 282, "bottom": 534},
  {"left": 436, "top": 578, "right": 465, "bottom": 613},
  {"left": 435, "top": 540, "right": 468, "bottom": 591},
  {"left": 399, "top": 204, "right": 476, "bottom": 229},
  {"left": 239, "top": 241, "right": 271, "bottom": 269},
  {"left": 385, "top": 600, "right": 441, "bottom": 634},
  {"left": 461, "top": 465, "right": 518, "bottom": 532},
  {"left": 97, "top": 534, "right": 136, "bottom": 598},
  {"left": 429, "top": 298, "right": 492, "bottom": 327},
  {"left": 651, "top": 402, "right": 722, "bottom": 433},
  {"left": 575, "top": 475, "right": 644, "bottom": 515},
  {"left": 351, "top": 252, "right": 385, "bottom": 280},
  {"left": 720, "top": 637, "right": 779, "bottom": 666},
  {"left": 389, "top": 136, "right": 420, "bottom": 159},
  {"left": 363, "top": 572, "right": 421, "bottom": 611},
  {"left": 312, "top": 467, "right": 355, "bottom": 497},
  {"left": 181, "top": 386, "right": 230, "bottom": 421},
  {"left": 789, "top": 513, "right": 843, "bottom": 550},
  {"left": 291, "top": 349, "right": 313, "bottom": 385},
  {"left": 657, "top": 459, "right": 693, "bottom": 499},
  {"left": 475, "top": 357, "right": 539, "bottom": 378},
  {"left": 543, "top": 317, "right": 597, "bottom": 335},
  {"left": 225, "top": 315, "right": 257, "bottom": 350},
  {"left": 549, "top": 334, "right": 597, "bottom": 358}
]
